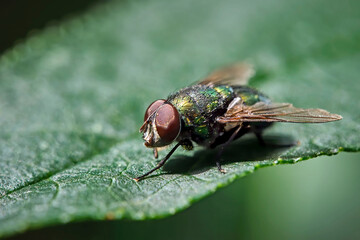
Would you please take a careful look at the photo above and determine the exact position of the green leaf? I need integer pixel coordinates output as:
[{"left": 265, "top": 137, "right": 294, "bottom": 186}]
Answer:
[{"left": 1, "top": 0, "right": 359, "bottom": 237}]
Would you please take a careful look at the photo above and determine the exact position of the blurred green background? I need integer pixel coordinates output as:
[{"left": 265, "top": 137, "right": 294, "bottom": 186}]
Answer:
[
  {"left": 2, "top": 1, "right": 359, "bottom": 239},
  {"left": 0, "top": 0, "right": 100, "bottom": 54}
]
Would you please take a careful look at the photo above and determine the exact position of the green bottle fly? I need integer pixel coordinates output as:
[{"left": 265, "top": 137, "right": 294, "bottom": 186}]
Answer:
[{"left": 135, "top": 63, "right": 342, "bottom": 181}]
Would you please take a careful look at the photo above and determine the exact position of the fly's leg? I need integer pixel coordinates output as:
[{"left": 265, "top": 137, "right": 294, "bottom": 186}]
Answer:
[
  {"left": 216, "top": 124, "right": 243, "bottom": 174},
  {"left": 215, "top": 152, "right": 226, "bottom": 173},
  {"left": 254, "top": 132, "right": 266, "bottom": 146},
  {"left": 254, "top": 131, "right": 298, "bottom": 148},
  {"left": 153, "top": 148, "right": 158, "bottom": 159},
  {"left": 134, "top": 140, "right": 186, "bottom": 182}
]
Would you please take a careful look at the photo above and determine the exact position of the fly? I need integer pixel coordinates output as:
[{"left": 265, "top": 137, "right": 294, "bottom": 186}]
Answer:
[{"left": 134, "top": 63, "right": 342, "bottom": 181}]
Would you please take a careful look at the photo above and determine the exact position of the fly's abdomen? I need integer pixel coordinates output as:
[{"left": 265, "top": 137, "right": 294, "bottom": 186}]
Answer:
[
  {"left": 233, "top": 86, "right": 271, "bottom": 106},
  {"left": 233, "top": 86, "right": 273, "bottom": 131}
]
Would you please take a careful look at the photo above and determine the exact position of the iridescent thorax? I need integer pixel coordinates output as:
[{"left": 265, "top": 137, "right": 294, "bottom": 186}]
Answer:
[{"left": 167, "top": 85, "right": 234, "bottom": 143}]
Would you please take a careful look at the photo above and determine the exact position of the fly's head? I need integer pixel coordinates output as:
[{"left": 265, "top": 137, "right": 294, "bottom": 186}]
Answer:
[{"left": 140, "top": 99, "right": 181, "bottom": 148}]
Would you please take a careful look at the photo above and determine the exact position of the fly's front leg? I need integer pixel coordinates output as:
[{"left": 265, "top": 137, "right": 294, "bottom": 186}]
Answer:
[
  {"left": 134, "top": 140, "right": 190, "bottom": 181},
  {"left": 153, "top": 148, "right": 159, "bottom": 159}
]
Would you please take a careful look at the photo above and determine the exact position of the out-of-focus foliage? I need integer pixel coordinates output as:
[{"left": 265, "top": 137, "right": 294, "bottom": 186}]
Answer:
[
  {"left": 0, "top": 0, "right": 359, "bottom": 237},
  {"left": 0, "top": 0, "right": 99, "bottom": 54}
]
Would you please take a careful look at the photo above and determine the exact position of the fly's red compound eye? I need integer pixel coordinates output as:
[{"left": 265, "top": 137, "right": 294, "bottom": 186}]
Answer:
[
  {"left": 144, "top": 99, "right": 166, "bottom": 121},
  {"left": 155, "top": 103, "right": 180, "bottom": 144}
]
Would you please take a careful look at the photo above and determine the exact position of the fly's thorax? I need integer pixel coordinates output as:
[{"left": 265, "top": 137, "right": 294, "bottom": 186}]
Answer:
[{"left": 167, "top": 85, "right": 235, "bottom": 142}]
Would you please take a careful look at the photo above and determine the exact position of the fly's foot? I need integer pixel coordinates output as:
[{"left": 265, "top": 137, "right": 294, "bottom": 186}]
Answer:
[{"left": 216, "top": 161, "right": 227, "bottom": 174}]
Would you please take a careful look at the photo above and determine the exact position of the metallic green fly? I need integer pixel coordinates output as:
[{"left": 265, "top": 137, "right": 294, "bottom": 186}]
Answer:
[{"left": 134, "top": 63, "right": 342, "bottom": 181}]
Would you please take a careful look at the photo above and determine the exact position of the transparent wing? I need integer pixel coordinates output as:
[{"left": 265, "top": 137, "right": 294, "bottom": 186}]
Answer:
[
  {"left": 197, "top": 62, "right": 255, "bottom": 87},
  {"left": 217, "top": 101, "right": 343, "bottom": 124}
]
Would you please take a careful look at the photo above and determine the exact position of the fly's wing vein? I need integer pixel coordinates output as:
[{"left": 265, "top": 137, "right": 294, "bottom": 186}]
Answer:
[
  {"left": 197, "top": 62, "right": 254, "bottom": 87},
  {"left": 217, "top": 101, "right": 342, "bottom": 124}
]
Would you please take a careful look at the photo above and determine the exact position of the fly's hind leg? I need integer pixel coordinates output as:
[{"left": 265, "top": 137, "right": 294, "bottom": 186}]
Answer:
[
  {"left": 253, "top": 129, "right": 298, "bottom": 148},
  {"left": 251, "top": 123, "right": 271, "bottom": 147},
  {"left": 254, "top": 131, "right": 266, "bottom": 146},
  {"left": 215, "top": 146, "right": 227, "bottom": 174},
  {"left": 215, "top": 124, "right": 243, "bottom": 174}
]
